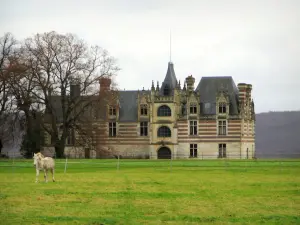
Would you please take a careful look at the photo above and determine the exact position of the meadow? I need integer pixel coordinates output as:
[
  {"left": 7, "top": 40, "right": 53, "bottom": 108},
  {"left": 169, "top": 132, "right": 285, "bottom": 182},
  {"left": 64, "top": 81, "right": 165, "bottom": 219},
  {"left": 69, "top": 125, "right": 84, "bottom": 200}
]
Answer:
[{"left": 0, "top": 159, "right": 299, "bottom": 225}]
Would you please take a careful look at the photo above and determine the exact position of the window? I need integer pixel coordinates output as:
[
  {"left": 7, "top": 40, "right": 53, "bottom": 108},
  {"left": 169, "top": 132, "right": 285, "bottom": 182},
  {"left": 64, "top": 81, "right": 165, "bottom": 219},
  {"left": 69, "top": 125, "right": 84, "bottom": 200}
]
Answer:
[
  {"left": 190, "top": 144, "right": 198, "bottom": 158},
  {"left": 109, "top": 122, "right": 117, "bottom": 137},
  {"left": 189, "top": 121, "right": 197, "bottom": 135},
  {"left": 190, "top": 103, "right": 197, "bottom": 114},
  {"left": 218, "top": 144, "right": 226, "bottom": 158},
  {"left": 219, "top": 103, "right": 226, "bottom": 113},
  {"left": 157, "top": 105, "right": 171, "bottom": 116},
  {"left": 157, "top": 126, "right": 171, "bottom": 137},
  {"left": 140, "top": 122, "right": 148, "bottom": 136},
  {"left": 218, "top": 120, "right": 227, "bottom": 135},
  {"left": 109, "top": 106, "right": 116, "bottom": 116},
  {"left": 140, "top": 104, "right": 148, "bottom": 116}
]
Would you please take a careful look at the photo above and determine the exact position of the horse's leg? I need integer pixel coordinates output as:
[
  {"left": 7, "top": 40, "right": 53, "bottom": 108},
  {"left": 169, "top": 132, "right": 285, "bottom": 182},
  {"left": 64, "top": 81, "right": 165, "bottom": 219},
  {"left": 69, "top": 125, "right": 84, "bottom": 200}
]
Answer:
[
  {"left": 51, "top": 168, "right": 55, "bottom": 182},
  {"left": 35, "top": 169, "right": 39, "bottom": 183},
  {"left": 44, "top": 169, "right": 48, "bottom": 183}
]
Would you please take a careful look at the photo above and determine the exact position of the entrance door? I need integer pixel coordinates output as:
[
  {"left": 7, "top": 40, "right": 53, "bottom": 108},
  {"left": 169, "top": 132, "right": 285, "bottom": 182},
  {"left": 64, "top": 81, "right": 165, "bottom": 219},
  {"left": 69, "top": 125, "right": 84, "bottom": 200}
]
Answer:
[
  {"left": 157, "top": 147, "right": 171, "bottom": 159},
  {"left": 85, "top": 148, "right": 90, "bottom": 159}
]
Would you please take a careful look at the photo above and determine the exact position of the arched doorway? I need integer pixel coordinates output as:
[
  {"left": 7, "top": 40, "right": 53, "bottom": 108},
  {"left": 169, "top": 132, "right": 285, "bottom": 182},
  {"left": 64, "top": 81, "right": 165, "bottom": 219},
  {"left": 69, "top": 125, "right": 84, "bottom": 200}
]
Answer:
[{"left": 157, "top": 147, "right": 171, "bottom": 159}]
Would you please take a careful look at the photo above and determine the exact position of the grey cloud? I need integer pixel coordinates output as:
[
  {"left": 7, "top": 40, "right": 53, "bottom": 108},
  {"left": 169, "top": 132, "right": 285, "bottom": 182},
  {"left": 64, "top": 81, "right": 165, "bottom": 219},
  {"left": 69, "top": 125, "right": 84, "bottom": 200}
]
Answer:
[{"left": 0, "top": 0, "right": 299, "bottom": 113}]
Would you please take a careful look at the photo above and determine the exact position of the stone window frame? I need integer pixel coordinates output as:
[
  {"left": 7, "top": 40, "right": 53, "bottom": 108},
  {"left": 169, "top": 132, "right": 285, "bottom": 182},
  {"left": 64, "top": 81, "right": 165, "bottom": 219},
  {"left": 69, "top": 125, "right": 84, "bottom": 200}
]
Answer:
[
  {"left": 218, "top": 102, "right": 227, "bottom": 114},
  {"left": 190, "top": 144, "right": 198, "bottom": 158},
  {"left": 109, "top": 105, "right": 116, "bottom": 116},
  {"left": 218, "top": 120, "right": 227, "bottom": 136},
  {"left": 140, "top": 122, "right": 148, "bottom": 136},
  {"left": 218, "top": 143, "right": 226, "bottom": 158},
  {"left": 109, "top": 122, "right": 117, "bottom": 137},
  {"left": 157, "top": 105, "right": 171, "bottom": 117},
  {"left": 189, "top": 103, "right": 197, "bottom": 114},
  {"left": 140, "top": 104, "right": 148, "bottom": 116},
  {"left": 189, "top": 120, "right": 198, "bottom": 136},
  {"left": 157, "top": 126, "right": 171, "bottom": 137}
]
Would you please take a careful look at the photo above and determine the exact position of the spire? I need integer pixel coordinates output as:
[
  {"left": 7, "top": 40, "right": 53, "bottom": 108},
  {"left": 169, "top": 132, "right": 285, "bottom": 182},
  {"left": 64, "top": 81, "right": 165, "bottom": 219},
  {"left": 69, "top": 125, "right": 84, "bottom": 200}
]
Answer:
[
  {"left": 156, "top": 81, "right": 160, "bottom": 91},
  {"left": 151, "top": 80, "right": 155, "bottom": 91},
  {"left": 183, "top": 81, "right": 187, "bottom": 91},
  {"left": 177, "top": 80, "right": 181, "bottom": 89},
  {"left": 160, "top": 62, "right": 178, "bottom": 96},
  {"left": 169, "top": 29, "right": 172, "bottom": 63}
]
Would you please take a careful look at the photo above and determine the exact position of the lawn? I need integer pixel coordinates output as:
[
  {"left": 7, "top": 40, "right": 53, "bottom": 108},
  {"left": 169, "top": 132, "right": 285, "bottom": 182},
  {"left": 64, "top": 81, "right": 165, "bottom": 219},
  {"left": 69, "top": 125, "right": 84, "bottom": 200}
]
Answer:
[{"left": 0, "top": 159, "right": 299, "bottom": 225}]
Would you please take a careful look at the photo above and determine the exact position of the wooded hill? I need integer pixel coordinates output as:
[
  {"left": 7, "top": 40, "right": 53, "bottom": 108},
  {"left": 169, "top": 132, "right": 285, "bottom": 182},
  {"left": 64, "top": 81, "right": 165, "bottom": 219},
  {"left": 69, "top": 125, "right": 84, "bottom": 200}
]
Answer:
[{"left": 255, "top": 111, "right": 300, "bottom": 158}]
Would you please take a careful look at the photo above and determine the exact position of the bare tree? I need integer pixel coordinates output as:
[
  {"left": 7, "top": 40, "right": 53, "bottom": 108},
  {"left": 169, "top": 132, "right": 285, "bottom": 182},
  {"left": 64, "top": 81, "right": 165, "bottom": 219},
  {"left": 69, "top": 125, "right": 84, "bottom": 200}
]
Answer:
[
  {"left": 7, "top": 52, "right": 42, "bottom": 157},
  {"left": 73, "top": 87, "right": 120, "bottom": 158},
  {"left": 0, "top": 33, "right": 17, "bottom": 155},
  {"left": 23, "top": 31, "right": 119, "bottom": 157}
]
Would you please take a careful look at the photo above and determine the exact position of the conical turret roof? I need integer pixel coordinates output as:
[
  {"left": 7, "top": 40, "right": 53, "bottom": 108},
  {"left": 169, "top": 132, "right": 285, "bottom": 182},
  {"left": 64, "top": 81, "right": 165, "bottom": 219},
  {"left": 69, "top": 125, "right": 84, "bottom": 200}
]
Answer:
[{"left": 160, "top": 62, "right": 178, "bottom": 95}]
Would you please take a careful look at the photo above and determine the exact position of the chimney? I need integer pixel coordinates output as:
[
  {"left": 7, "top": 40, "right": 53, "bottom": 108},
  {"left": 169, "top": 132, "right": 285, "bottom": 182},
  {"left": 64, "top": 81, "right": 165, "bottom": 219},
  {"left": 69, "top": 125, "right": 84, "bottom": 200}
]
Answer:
[
  {"left": 99, "top": 77, "right": 111, "bottom": 92},
  {"left": 238, "top": 83, "right": 252, "bottom": 104},
  {"left": 237, "top": 83, "right": 247, "bottom": 103},
  {"left": 246, "top": 84, "right": 252, "bottom": 100},
  {"left": 185, "top": 75, "right": 195, "bottom": 92},
  {"left": 70, "top": 79, "right": 80, "bottom": 98}
]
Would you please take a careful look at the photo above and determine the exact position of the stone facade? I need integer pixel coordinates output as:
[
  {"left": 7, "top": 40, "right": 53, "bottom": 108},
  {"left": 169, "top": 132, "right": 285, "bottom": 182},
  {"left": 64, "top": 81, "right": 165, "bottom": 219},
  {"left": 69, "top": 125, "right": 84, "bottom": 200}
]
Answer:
[{"left": 43, "top": 62, "right": 255, "bottom": 159}]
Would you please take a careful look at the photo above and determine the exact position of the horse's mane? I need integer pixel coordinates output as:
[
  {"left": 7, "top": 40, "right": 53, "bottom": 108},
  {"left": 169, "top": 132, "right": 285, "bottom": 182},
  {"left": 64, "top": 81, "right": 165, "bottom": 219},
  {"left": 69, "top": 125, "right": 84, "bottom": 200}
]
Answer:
[{"left": 36, "top": 152, "right": 45, "bottom": 158}]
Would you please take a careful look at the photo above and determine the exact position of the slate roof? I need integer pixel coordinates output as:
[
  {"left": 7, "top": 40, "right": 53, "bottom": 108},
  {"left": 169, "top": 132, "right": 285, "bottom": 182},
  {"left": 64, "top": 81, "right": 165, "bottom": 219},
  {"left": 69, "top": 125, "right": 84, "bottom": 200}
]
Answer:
[
  {"left": 47, "top": 91, "right": 147, "bottom": 123},
  {"left": 46, "top": 96, "right": 64, "bottom": 122},
  {"left": 119, "top": 91, "right": 139, "bottom": 122},
  {"left": 195, "top": 76, "right": 240, "bottom": 115},
  {"left": 46, "top": 95, "right": 100, "bottom": 123},
  {"left": 160, "top": 62, "right": 178, "bottom": 95},
  {"left": 46, "top": 67, "right": 241, "bottom": 123}
]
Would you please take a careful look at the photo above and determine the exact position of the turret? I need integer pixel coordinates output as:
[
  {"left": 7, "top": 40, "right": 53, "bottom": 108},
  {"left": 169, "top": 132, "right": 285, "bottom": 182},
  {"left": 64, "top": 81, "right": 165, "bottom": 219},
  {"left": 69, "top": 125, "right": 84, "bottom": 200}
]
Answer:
[{"left": 185, "top": 75, "right": 195, "bottom": 92}]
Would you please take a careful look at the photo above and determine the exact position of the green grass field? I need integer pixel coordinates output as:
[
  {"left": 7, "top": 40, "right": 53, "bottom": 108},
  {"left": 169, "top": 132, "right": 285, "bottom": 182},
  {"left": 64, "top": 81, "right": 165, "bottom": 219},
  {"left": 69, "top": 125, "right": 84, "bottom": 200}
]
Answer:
[{"left": 0, "top": 159, "right": 300, "bottom": 225}]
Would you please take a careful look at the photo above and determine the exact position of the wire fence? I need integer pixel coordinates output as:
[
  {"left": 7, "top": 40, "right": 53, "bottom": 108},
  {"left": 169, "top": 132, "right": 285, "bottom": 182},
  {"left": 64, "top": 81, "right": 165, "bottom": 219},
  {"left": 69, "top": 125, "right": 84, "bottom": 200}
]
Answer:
[
  {"left": 2, "top": 151, "right": 300, "bottom": 160},
  {"left": 56, "top": 152, "right": 300, "bottom": 160},
  {"left": 2, "top": 147, "right": 300, "bottom": 160},
  {"left": 1, "top": 152, "right": 300, "bottom": 173}
]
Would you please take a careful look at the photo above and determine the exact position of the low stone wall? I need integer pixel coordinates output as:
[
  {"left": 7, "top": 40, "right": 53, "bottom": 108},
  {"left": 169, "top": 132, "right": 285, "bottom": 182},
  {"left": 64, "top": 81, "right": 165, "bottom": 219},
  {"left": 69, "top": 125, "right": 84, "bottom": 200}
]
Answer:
[{"left": 43, "top": 141, "right": 254, "bottom": 159}]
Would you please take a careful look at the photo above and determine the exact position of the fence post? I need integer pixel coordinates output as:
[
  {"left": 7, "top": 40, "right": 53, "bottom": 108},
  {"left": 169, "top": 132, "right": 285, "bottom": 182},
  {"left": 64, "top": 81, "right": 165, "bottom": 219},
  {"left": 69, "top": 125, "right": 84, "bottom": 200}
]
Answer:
[
  {"left": 12, "top": 151, "right": 15, "bottom": 165},
  {"left": 64, "top": 157, "right": 68, "bottom": 173},
  {"left": 12, "top": 151, "right": 15, "bottom": 173},
  {"left": 170, "top": 155, "right": 172, "bottom": 173},
  {"left": 117, "top": 155, "right": 120, "bottom": 171}
]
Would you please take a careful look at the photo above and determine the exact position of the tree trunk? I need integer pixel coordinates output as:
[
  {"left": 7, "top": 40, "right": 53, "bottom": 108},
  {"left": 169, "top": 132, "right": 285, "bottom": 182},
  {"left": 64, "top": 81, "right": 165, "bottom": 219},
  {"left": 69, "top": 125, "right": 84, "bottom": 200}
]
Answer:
[
  {"left": 54, "top": 143, "right": 64, "bottom": 158},
  {"left": 55, "top": 136, "right": 66, "bottom": 158},
  {"left": 21, "top": 109, "right": 38, "bottom": 158}
]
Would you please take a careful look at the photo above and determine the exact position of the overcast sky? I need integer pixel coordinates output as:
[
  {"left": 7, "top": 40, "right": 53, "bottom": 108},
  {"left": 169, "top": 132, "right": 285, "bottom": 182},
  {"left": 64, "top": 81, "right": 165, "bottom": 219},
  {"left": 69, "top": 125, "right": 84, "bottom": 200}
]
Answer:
[{"left": 1, "top": 0, "right": 299, "bottom": 113}]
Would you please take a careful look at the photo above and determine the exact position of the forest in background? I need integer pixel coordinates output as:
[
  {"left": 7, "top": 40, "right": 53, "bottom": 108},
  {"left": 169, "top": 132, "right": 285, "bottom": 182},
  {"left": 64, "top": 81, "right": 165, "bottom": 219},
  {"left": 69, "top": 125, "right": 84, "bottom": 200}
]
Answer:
[{"left": 255, "top": 111, "right": 300, "bottom": 158}]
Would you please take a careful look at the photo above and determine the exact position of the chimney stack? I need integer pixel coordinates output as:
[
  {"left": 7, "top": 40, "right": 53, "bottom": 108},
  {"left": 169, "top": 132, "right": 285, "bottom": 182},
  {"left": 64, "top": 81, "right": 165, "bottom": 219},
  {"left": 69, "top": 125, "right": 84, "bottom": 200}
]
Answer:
[
  {"left": 185, "top": 75, "right": 195, "bottom": 92},
  {"left": 99, "top": 77, "right": 111, "bottom": 92},
  {"left": 70, "top": 78, "right": 80, "bottom": 98},
  {"left": 238, "top": 83, "right": 252, "bottom": 103}
]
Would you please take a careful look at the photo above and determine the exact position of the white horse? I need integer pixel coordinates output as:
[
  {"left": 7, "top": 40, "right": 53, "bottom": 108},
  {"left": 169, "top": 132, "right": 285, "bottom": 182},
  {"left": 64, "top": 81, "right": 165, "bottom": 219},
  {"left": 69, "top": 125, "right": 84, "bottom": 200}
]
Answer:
[{"left": 33, "top": 152, "right": 55, "bottom": 183}]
